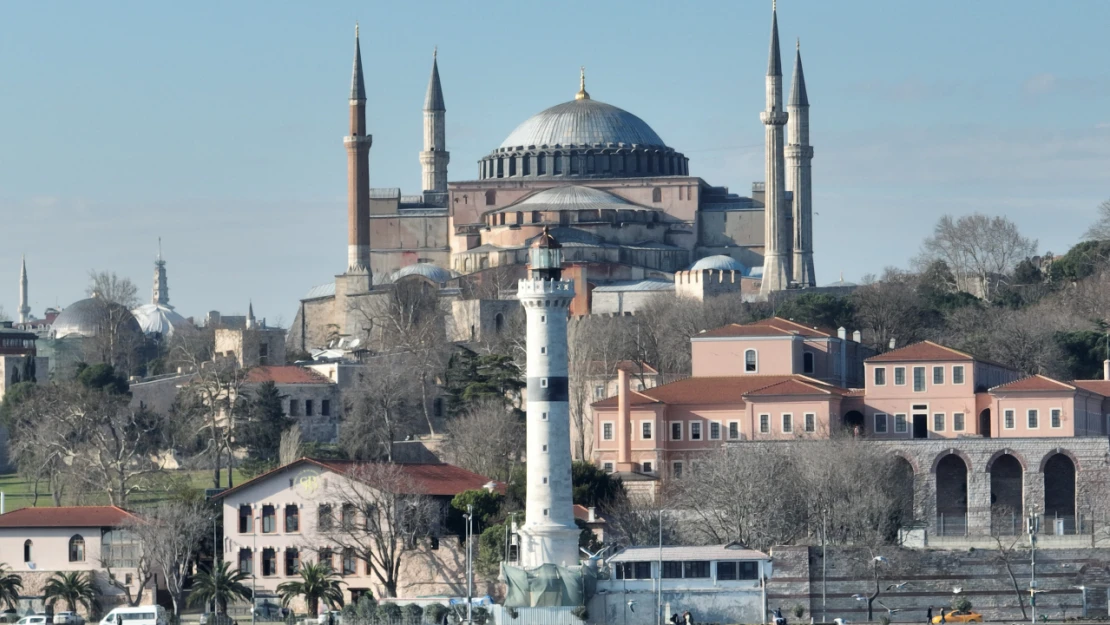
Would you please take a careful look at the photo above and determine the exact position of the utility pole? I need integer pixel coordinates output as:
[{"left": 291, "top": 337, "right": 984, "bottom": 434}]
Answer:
[
  {"left": 466, "top": 504, "right": 474, "bottom": 624},
  {"left": 252, "top": 513, "right": 259, "bottom": 625},
  {"left": 657, "top": 509, "right": 664, "bottom": 625},
  {"left": 822, "top": 509, "right": 828, "bottom": 622},
  {"left": 1028, "top": 506, "right": 1039, "bottom": 624}
]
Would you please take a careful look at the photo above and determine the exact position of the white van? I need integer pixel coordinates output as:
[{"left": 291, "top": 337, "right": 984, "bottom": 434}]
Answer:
[{"left": 98, "top": 607, "right": 167, "bottom": 625}]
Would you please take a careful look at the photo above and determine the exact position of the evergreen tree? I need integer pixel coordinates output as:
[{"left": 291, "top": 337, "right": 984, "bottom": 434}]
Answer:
[
  {"left": 444, "top": 349, "right": 523, "bottom": 415},
  {"left": 237, "top": 381, "right": 294, "bottom": 465}
]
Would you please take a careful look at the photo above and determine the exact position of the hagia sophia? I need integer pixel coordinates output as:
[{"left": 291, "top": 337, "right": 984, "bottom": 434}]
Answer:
[{"left": 307, "top": 7, "right": 816, "bottom": 351}]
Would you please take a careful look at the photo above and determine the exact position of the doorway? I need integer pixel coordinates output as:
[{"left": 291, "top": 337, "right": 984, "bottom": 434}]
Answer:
[{"left": 913, "top": 414, "right": 928, "bottom": 439}]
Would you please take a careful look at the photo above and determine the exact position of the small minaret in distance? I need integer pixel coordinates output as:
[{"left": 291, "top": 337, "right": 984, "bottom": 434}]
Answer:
[
  {"left": 18, "top": 255, "right": 30, "bottom": 324},
  {"left": 517, "top": 226, "right": 579, "bottom": 568},
  {"left": 787, "top": 39, "right": 815, "bottom": 287},
  {"left": 153, "top": 238, "right": 169, "bottom": 306},
  {"left": 345, "top": 23, "right": 373, "bottom": 279},
  {"left": 420, "top": 47, "right": 449, "bottom": 194},
  {"left": 760, "top": 0, "right": 791, "bottom": 295}
]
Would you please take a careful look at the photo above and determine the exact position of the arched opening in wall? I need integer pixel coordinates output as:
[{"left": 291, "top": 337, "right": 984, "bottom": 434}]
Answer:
[
  {"left": 803, "top": 351, "right": 815, "bottom": 374},
  {"left": 990, "top": 454, "right": 1024, "bottom": 535},
  {"left": 891, "top": 456, "right": 915, "bottom": 526},
  {"left": 744, "top": 349, "right": 757, "bottom": 373},
  {"left": 979, "top": 409, "right": 991, "bottom": 437},
  {"left": 485, "top": 190, "right": 496, "bottom": 205},
  {"left": 494, "top": 313, "right": 504, "bottom": 333},
  {"left": 23, "top": 540, "right": 31, "bottom": 563},
  {"left": 433, "top": 397, "right": 443, "bottom": 418},
  {"left": 537, "top": 154, "right": 546, "bottom": 175},
  {"left": 1044, "top": 453, "right": 1077, "bottom": 531},
  {"left": 652, "top": 187, "right": 662, "bottom": 203},
  {"left": 842, "top": 410, "right": 864, "bottom": 434},
  {"left": 554, "top": 154, "right": 563, "bottom": 175},
  {"left": 936, "top": 454, "right": 969, "bottom": 535}
]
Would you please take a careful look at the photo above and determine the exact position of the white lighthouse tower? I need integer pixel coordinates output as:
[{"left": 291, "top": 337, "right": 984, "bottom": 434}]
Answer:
[{"left": 517, "top": 227, "right": 580, "bottom": 568}]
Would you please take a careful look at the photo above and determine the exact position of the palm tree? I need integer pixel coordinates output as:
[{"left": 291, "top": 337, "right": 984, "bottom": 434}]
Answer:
[
  {"left": 43, "top": 572, "right": 97, "bottom": 614},
  {"left": 188, "top": 561, "right": 253, "bottom": 615},
  {"left": 276, "top": 561, "right": 345, "bottom": 618},
  {"left": 0, "top": 564, "right": 23, "bottom": 610}
]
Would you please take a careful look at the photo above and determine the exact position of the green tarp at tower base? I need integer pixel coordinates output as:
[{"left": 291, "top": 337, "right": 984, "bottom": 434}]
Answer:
[{"left": 502, "top": 563, "right": 596, "bottom": 608}]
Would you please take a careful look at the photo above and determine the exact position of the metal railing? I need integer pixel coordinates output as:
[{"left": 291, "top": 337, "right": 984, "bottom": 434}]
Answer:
[
  {"left": 992, "top": 513, "right": 1094, "bottom": 536},
  {"left": 936, "top": 513, "right": 968, "bottom": 536}
]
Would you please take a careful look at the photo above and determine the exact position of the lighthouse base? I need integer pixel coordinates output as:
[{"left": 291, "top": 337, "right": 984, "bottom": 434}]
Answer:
[{"left": 517, "top": 523, "right": 582, "bottom": 569}]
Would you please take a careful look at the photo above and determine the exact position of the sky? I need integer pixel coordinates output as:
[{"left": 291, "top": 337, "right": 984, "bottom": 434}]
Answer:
[{"left": 1, "top": 0, "right": 1108, "bottom": 324}]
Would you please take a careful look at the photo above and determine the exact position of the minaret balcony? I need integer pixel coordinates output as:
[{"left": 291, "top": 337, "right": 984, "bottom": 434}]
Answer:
[{"left": 760, "top": 110, "right": 789, "bottom": 125}]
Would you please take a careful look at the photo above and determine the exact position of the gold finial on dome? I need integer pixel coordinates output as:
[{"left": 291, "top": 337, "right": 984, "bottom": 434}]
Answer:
[{"left": 575, "top": 66, "right": 590, "bottom": 100}]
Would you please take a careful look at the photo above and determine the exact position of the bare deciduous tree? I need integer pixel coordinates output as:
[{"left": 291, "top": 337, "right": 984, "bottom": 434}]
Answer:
[
  {"left": 917, "top": 214, "right": 1037, "bottom": 301},
  {"left": 126, "top": 500, "right": 211, "bottom": 617},
  {"left": 321, "top": 463, "right": 440, "bottom": 598},
  {"left": 852, "top": 269, "right": 935, "bottom": 352},
  {"left": 280, "top": 426, "right": 304, "bottom": 466},
  {"left": 441, "top": 398, "right": 523, "bottom": 483},
  {"left": 341, "top": 356, "right": 422, "bottom": 462},
  {"left": 1083, "top": 199, "right": 1110, "bottom": 242}
]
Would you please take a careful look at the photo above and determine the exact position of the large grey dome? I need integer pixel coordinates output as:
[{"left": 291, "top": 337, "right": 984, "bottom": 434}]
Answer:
[
  {"left": 53, "top": 296, "right": 143, "bottom": 339},
  {"left": 132, "top": 303, "right": 192, "bottom": 337},
  {"left": 390, "top": 263, "right": 457, "bottom": 285},
  {"left": 690, "top": 255, "right": 749, "bottom": 273},
  {"left": 500, "top": 99, "right": 667, "bottom": 149}
]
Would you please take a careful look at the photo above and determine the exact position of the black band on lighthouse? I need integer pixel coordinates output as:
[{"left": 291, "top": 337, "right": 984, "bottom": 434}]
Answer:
[{"left": 527, "top": 376, "right": 569, "bottom": 402}]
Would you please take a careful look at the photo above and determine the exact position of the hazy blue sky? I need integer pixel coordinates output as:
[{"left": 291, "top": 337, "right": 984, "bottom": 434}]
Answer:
[{"left": 1, "top": 1, "right": 1108, "bottom": 324}]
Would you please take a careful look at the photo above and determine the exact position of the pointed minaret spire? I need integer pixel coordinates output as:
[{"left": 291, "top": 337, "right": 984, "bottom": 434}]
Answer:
[
  {"left": 18, "top": 254, "right": 30, "bottom": 324},
  {"left": 768, "top": 0, "right": 782, "bottom": 77},
  {"left": 153, "top": 237, "right": 170, "bottom": 306},
  {"left": 789, "top": 38, "right": 809, "bottom": 107},
  {"left": 787, "top": 38, "right": 815, "bottom": 287},
  {"left": 246, "top": 301, "right": 256, "bottom": 329},
  {"left": 350, "top": 23, "right": 366, "bottom": 102},
  {"left": 421, "top": 47, "right": 450, "bottom": 194}
]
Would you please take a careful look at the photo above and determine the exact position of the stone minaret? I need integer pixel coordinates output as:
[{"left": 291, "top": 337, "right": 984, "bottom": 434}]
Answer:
[
  {"left": 517, "top": 227, "right": 579, "bottom": 568},
  {"left": 787, "top": 39, "right": 815, "bottom": 287},
  {"left": 420, "top": 48, "right": 449, "bottom": 194},
  {"left": 345, "top": 24, "right": 373, "bottom": 279},
  {"left": 153, "top": 238, "right": 169, "bottom": 306},
  {"left": 18, "top": 255, "right": 30, "bottom": 323},
  {"left": 246, "top": 301, "right": 256, "bottom": 330},
  {"left": 760, "top": 1, "right": 791, "bottom": 295}
]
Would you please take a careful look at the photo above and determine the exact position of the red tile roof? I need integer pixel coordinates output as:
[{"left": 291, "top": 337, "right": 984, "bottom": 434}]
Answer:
[
  {"left": 593, "top": 375, "right": 847, "bottom": 407},
  {"left": 246, "top": 366, "right": 332, "bottom": 385},
  {"left": 696, "top": 317, "right": 834, "bottom": 340},
  {"left": 573, "top": 504, "right": 606, "bottom": 523},
  {"left": 866, "top": 341, "right": 976, "bottom": 363},
  {"left": 0, "top": 506, "right": 135, "bottom": 528},
  {"left": 992, "top": 375, "right": 1075, "bottom": 393},
  {"left": 1071, "top": 380, "right": 1110, "bottom": 397},
  {"left": 214, "top": 458, "right": 499, "bottom": 500}
]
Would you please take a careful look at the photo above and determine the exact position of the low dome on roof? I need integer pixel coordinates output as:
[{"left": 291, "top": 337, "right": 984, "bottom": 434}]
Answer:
[
  {"left": 390, "top": 263, "right": 457, "bottom": 285},
  {"left": 689, "top": 255, "right": 749, "bottom": 273},
  {"left": 132, "top": 303, "right": 192, "bottom": 337},
  {"left": 53, "top": 296, "right": 143, "bottom": 339},
  {"left": 511, "top": 185, "right": 637, "bottom": 213},
  {"left": 499, "top": 98, "right": 667, "bottom": 150}
]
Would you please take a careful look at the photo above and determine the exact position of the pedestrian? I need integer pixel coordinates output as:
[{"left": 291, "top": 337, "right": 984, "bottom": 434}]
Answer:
[
  {"left": 926, "top": 607, "right": 933, "bottom": 624},
  {"left": 939, "top": 608, "right": 947, "bottom": 624},
  {"left": 683, "top": 610, "right": 692, "bottom": 625},
  {"left": 670, "top": 614, "right": 680, "bottom": 625}
]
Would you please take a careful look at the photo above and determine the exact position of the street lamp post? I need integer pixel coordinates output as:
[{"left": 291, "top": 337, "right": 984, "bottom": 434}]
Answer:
[
  {"left": 1028, "top": 506, "right": 1039, "bottom": 625},
  {"left": 465, "top": 504, "right": 474, "bottom": 625},
  {"left": 252, "top": 513, "right": 260, "bottom": 625}
]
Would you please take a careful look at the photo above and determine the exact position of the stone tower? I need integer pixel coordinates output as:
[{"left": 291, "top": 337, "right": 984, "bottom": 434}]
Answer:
[
  {"left": 18, "top": 255, "right": 29, "bottom": 324},
  {"left": 517, "top": 227, "right": 579, "bottom": 568},
  {"left": 760, "top": 1, "right": 791, "bottom": 295},
  {"left": 345, "top": 24, "right": 373, "bottom": 281},
  {"left": 787, "top": 40, "right": 815, "bottom": 287},
  {"left": 153, "top": 239, "right": 169, "bottom": 306},
  {"left": 420, "top": 48, "right": 449, "bottom": 195}
]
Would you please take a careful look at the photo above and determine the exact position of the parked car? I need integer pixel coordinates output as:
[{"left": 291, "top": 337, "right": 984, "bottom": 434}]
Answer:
[
  {"left": 97, "top": 607, "right": 167, "bottom": 625},
  {"left": 16, "top": 616, "right": 48, "bottom": 625},
  {"left": 932, "top": 611, "right": 983, "bottom": 623},
  {"left": 53, "top": 613, "right": 85, "bottom": 625},
  {"left": 316, "top": 611, "right": 342, "bottom": 625},
  {"left": 199, "top": 614, "right": 234, "bottom": 625}
]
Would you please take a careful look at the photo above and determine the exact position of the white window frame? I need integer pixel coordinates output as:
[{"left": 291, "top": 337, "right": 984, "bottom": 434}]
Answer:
[
  {"left": 874, "top": 367, "right": 886, "bottom": 386},
  {"left": 953, "top": 365, "right": 965, "bottom": 385},
  {"left": 759, "top": 413, "right": 770, "bottom": 434},
  {"left": 874, "top": 413, "right": 888, "bottom": 433},
  {"left": 912, "top": 366, "right": 926, "bottom": 392},
  {"left": 1050, "top": 408, "right": 1062, "bottom": 429},
  {"left": 641, "top": 421, "right": 653, "bottom": 440},
  {"left": 953, "top": 412, "right": 965, "bottom": 432},
  {"left": 894, "top": 414, "right": 908, "bottom": 434},
  {"left": 602, "top": 462, "right": 614, "bottom": 473},
  {"left": 1027, "top": 409, "right": 1039, "bottom": 429},
  {"left": 642, "top": 461, "right": 654, "bottom": 474},
  {"left": 933, "top": 412, "right": 945, "bottom": 432},
  {"left": 601, "top": 421, "right": 615, "bottom": 441},
  {"left": 894, "top": 367, "right": 906, "bottom": 386},
  {"left": 804, "top": 413, "right": 816, "bottom": 433},
  {"left": 781, "top": 413, "right": 793, "bottom": 434},
  {"left": 744, "top": 349, "right": 758, "bottom": 373},
  {"left": 670, "top": 422, "right": 683, "bottom": 441},
  {"left": 933, "top": 366, "right": 944, "bottom": 385},
  {"left": 689, "top": 421, "right": 703, "bottom": 441},
  {"left": 727, "top": 421, "right": 740, "bottom": 440},
  {"left": 708, "top": 421, "right": 722, "bottom": 440},
  {"left": 1004, "top": 409, "right": 1016, "bottom": 430}
]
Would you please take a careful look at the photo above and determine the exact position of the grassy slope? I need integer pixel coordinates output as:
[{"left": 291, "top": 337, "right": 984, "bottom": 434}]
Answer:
[{"left": 0, "top": 470, "right": 248, "bottom": 511}]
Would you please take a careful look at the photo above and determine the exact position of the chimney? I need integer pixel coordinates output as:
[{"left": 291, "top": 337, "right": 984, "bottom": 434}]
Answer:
[
  {"left": 837, "top": 327, "right": 846, "bottom": 340},
  {"left": 889, "top": 337, "right": 897, "bottom": 350},
  {"left": 587, "top": 506, "right": 597, "bottom": 523},
  {"left": 617, "top": 367, "right": 631, "bottom": 467},
  {"left": 1103, "top": 359, "right": 1109, "bottom": 381},
  {"left": 852, "top": 330, "right": 861, "bottom": 343}
]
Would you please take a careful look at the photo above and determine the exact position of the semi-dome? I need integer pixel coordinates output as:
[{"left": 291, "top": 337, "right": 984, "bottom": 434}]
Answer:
[
  {"left": 689, "top": 255, "right": 749, "bottom": 273},
  {"left": 514, "top": 185, "right": 636, "bottom": 212},
  {"left": 53, "top": 295, "right": 143, "bottom": 339},
  {"left": 390, "top": 263, "right": 457, "bottom": 285},
  {"left": 132, "top": 303, "right": 192, "bottom": 337},
  {"left": 500, "top": 99, "right": 666, "bottom": 150}
]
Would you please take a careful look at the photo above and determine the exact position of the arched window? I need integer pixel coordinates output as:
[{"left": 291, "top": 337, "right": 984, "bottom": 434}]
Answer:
[
  {"left": 537, "top": 153, "right": 547, "bottom": 176},
  {"left": 23, "top": 540, "right": 31, "bottom": 563},
  {"left": 494, "top": 313, "right": 505, "bottom": 333},
  {"left": 485, "top": 190, "right": 496, "bottom": 206},
  {"left": 652, "top": 187, "right": 662, "bottom": 203},
  {"left": 803, "top": 352, "right": 815, "bottom": 374},
  {"left": 69, "top": 534, "right": 85, "bottom": 562},
  {"left": 744, "top": 349, "right": 757, "bottom": 373},
  {"left": 433, "top": 398, "right": 444, "bottom": 418},
  {"left": 516, "top": 211, "right": 524, "bottom": 225}
]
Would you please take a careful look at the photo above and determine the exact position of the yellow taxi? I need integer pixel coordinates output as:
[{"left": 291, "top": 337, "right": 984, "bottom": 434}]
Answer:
[{"left": 932, "top": 611, "right": 983, "bottom": 623}]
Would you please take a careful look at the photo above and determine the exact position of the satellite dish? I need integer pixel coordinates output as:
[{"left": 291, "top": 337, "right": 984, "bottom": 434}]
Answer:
[{"left": 348, "top": 338, "right": 361, "bottom": 348}]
